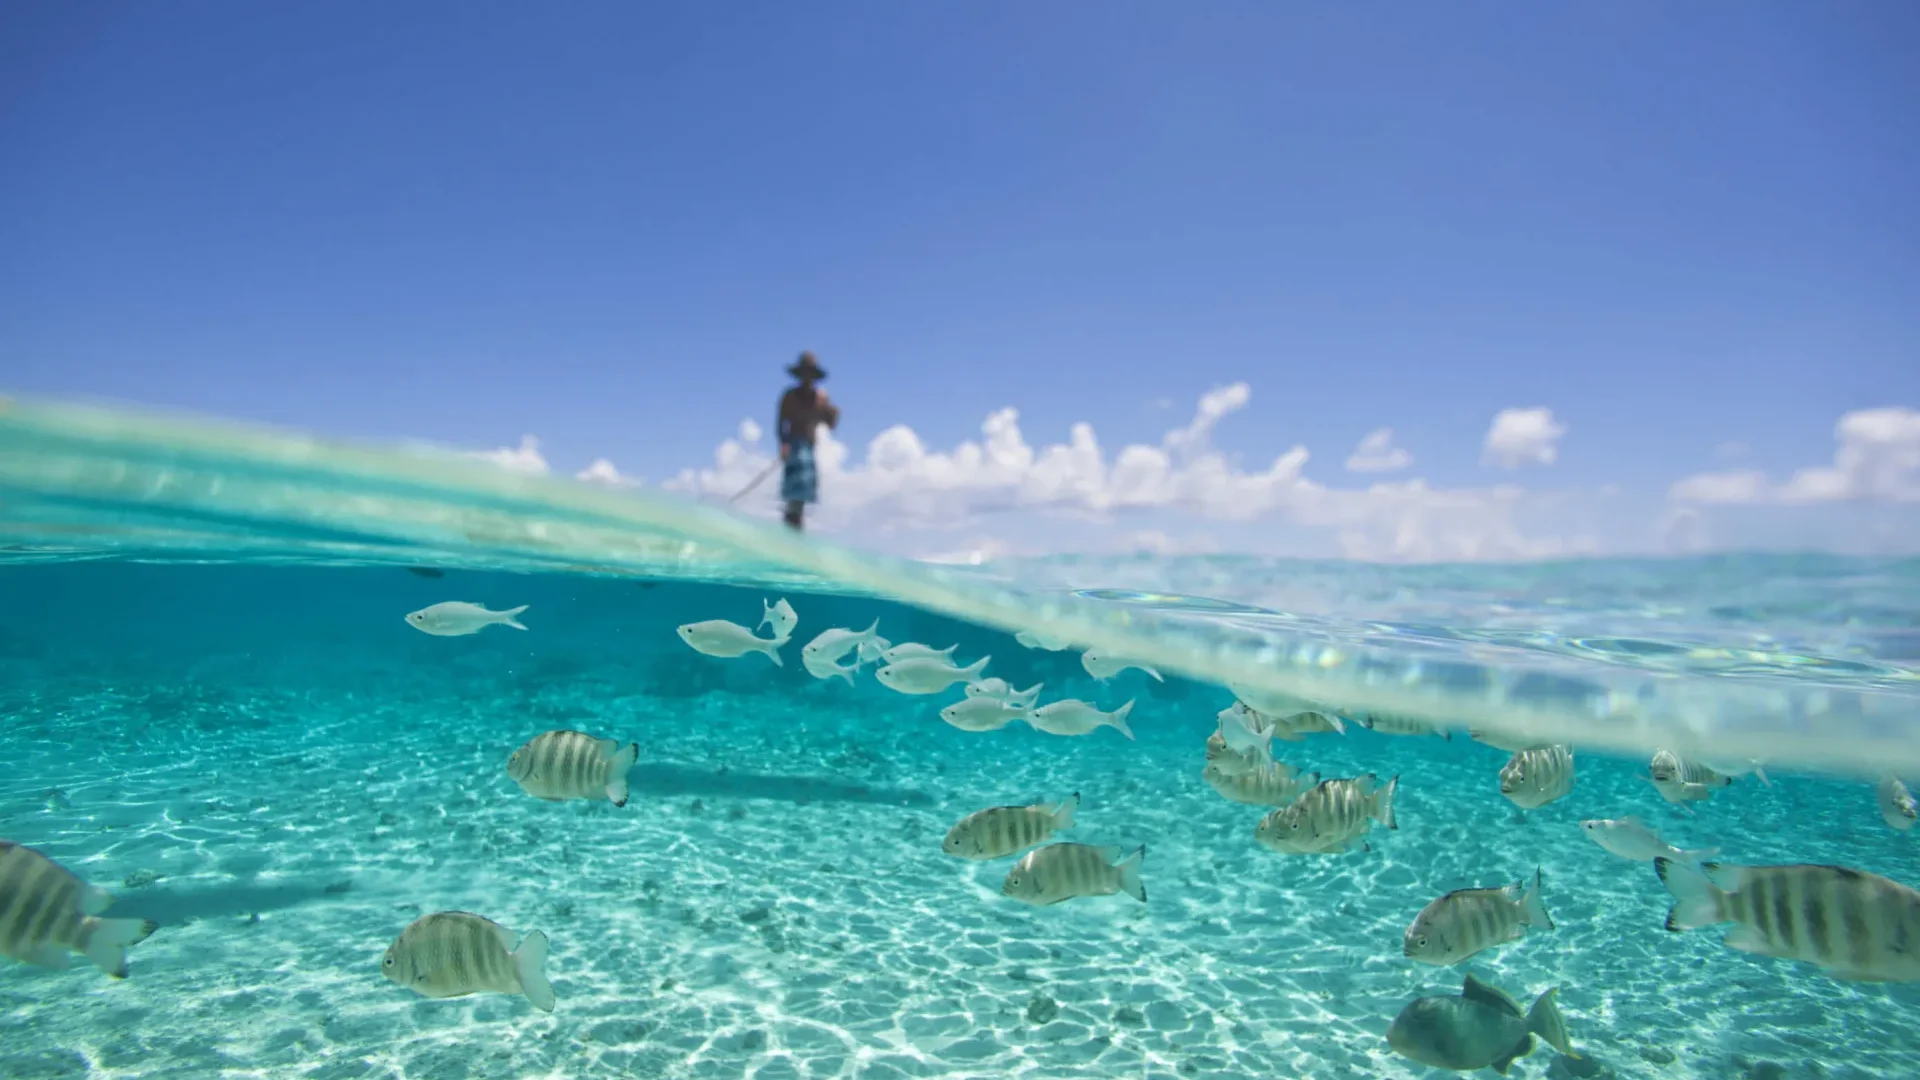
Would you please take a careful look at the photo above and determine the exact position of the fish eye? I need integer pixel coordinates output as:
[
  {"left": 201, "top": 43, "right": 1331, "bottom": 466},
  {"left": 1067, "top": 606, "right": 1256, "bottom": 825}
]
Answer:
[
  {"left": 1415, "top": 936, "right": 1427, "bottom": 948},
  {"left": 383, "top": 955, "right": 395, "bottom": 967}
]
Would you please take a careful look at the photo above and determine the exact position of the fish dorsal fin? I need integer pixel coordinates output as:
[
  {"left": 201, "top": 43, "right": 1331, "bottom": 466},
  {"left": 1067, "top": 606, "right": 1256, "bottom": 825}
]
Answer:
[
  {"left": 1621, "top": 815, "right": 1651, "bottom": 830},
  {"left": 1461, "top": 974, "right": 1522, "bottom": 1016}
]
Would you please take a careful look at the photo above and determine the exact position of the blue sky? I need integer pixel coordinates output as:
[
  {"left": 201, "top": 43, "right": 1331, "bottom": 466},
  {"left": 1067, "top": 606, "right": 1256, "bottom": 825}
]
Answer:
[{"left": 3, "top": 4, "right": 1917, "bottom": 557}]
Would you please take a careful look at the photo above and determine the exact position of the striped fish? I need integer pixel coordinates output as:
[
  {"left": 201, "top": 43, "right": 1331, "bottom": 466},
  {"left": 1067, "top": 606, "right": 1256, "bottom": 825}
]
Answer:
[
  {"left": 1002, "top": 843, "right": 1147, "bottom": 905},
  {"left": 943, "top": 795, "right": 1078, "bottom": 860},
  {"left": 507, "top": 730, "right": 640, "bottom": 807},
  {"left": 1253, "top": 774, "right": 1399, "bottom": 855},
  {"left": 1202, "top": 761, "right": 1318, "bottom": 806},
  {"left": 382, "top": 911, "right": 557, "bottom": 1011},
  {"left": 0, "top": 841, "right": 157, "bottom": 978},
  {"left": 1655, "top": 860, "right": 1920, "bottom": 982},
  {"left": 1363, "top": 713, "right": 1451, "bottom": 740},
  {"left": 1271, "top": 709, "right": 1346, "bottom": 740},
  {"left": 1646, "top": 750, "right": 1732, "bottom": 804},
  {"left": 1468, "top": 729, "right": 1547, "bottom": 753},
  {"left": 1879, "top": 777, "right": 1917, "bottom": 832},
  {"left": 1403, "top": 868, "right": 1555, "bottom": 965},
  {"left": 1205, "top": 731, "right": 1262, "bottom": 777},
  {"left": 1499, "top": 745, "right": 1574, "bottom": 809}
]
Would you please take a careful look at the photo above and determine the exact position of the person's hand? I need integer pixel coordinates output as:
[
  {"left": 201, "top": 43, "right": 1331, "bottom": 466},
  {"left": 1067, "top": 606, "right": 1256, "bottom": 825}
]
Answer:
[
  {"left": 815, "top": 388, "right": 830, "bottom": 405},
  {"left": 779, "top": 444, "right": 789, "bottom": 460}
]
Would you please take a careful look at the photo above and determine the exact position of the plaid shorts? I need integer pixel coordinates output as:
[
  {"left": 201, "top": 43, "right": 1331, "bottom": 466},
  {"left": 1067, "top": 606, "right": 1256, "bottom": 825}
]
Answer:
[{"left": 781, "top": 442, "right": 819, "bottom": 504}]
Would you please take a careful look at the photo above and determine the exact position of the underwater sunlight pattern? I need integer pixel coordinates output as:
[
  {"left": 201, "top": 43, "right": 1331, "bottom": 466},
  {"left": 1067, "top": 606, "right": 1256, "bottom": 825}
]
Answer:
[{"left": 3, "top": 395, "right": 1919, "bottom": 1079}]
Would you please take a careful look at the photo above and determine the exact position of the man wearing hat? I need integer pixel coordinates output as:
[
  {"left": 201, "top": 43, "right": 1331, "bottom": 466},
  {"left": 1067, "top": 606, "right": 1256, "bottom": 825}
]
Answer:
[{"left": 776, "top": 351, "right": 839, "bottom": 530}]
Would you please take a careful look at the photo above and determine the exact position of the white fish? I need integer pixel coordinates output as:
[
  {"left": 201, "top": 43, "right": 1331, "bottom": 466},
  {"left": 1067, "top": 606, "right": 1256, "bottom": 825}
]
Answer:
[
  {"left": 405, "top": 601, "right": 529, "bottom": 636},
  {"left": 943, "top": 795, "right": 1077, "bottom": 860},
  {"left": 965, "top": 678, "right": 1043, "bottom": 709},
  {"left": 939, "top": 697, "right": 1029, "bottom": 732},
  {"left": 856, "top": 636, "right": 891, "bottom": 666},
  {"left": 1879, "top": 777, "right": 1917, "bottom": 832},
  {"left": 1701, "top": 757, "right": 1771, "bottom": 787},
  {"left": 1656, "top": 858, "right": 1920, "bottom": 982},
  {"left": 1500, "top": 745, "right": 1575, "bottom": 810},
  {"left": 801, "top": 620, "right": 882, "bottom": 666},
  {"left": 881, "top": 642, "right": 957, "bottom": 664},
  {"left": 801, "top": 650, "right": 860, "bottom": 685},
  {"left": 382, "top": 911, "right": 556, "bottom": 1012},
  {"left": 758, "top": 597, "right": 798, "bottom": 641},
  {"left": 676, "top": 620, "right": 783, "bottom": 665},
  {"left": 1216, "top": 704, "right": 1275, "bottom": 763},
  {"left": 0, "top": 842, "right": 157, "bottom": 978},
  {"left": 1580, "top": 818, "right": 1717, "bottom": 863},
  {"left": 1014, "top": 629, "right": 1076, "bottom": 651},
  {"left": 1403, "top": 869, "right": 1554, "bottom": 966},
  {"left": 1002, "top": 842, "right": 1146, "bottom": 905},
  {"left": 874, "top": 654, "right": 989, "bottom": 695},
  {"left": 508, "top": 730, "right": 640, "bottom": 807},
  {"left": 1028, "top": 698, "right": 1135, "bottom": 740},
  {"left": 1226, "top": 682, "right": 1321, "bottom": 719},
  {"left": 1080, "top": 649, "right": 1162, "bottom": 682}
]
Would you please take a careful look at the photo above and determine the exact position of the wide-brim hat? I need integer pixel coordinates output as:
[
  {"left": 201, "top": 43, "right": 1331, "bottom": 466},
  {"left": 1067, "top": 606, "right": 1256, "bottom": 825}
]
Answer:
[{"left": 787, "top": 351, "right": 827, "bottom": 380}]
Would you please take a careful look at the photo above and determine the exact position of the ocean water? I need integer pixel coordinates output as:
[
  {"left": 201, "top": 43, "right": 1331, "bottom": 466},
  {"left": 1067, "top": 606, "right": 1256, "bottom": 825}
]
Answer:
[{"left": 3, "top": 397, "right": 1919, "bottom": 1080}]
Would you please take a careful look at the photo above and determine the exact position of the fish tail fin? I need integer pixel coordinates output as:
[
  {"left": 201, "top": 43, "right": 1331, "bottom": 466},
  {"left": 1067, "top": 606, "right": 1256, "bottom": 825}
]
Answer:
[
  {"left": 833, "top": 666, "right": 856, "bottom": 687},
  {"left": 81, "top": 916, "right": 158, "bottom": 978},
  {"left": 962, "top": 655, "right": 990, "bottom": 681},
  {"left": 1053, "top": 792, "right": 1079, "bottom": 830},
  {"left": 499, "top": 605, "right": 530, "bottom": 630},
  {"left": 1753, "top": 765, "right": 1771, "bottom": 788},
  {"left": 1521, "top": 867, "right": 1554, "bottom": 929},
  {"left": 759, "top": 636, "right": 784, "bottom": 667},
  {"left": 513, "top": 930, "right": 556, "bottom": 1013},
  {"left": 1145, "top": 665, "right": 1164, "bottom": 682},
  {"left": 1655, "top": 857, "right": 1727, "bottom": 931},
  {"left": 1676, "top": 846, "right": 1720, "bottom": 864},
  {"left": 1017, "top": 682, "right": 1044, "bottom": 707},
  {"left": 1108, "top": 700, "right": 1136, "bottom": 741},
  {"left": 1254, "top": 727, "right": 1274, "bottom": 760},
  {"left": 758, "top": 600, "right": 774, "bottom": 632},
  {"left": 1116, "top": 845, "right": 1147, "bottom": 902},
  {"left": 1372, "top": 774, "right": 1400, "bottom": 829},
  {"left": 1325, "top": 713, "right": 1347, "bottom": 734},
  {"left": 1526, "top": 988, "right": 1577, "bottom": 1058},
  {"left": 860, "top": 618, "right": 881, "bottom": 638},
  {"left": 605, "top": 742, "right": 639, "bottom": 807}
]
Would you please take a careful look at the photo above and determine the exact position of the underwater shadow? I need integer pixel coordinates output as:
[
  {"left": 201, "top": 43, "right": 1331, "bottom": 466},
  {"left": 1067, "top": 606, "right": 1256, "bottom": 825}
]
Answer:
[
  {"left": 630, "top": 763, "right": 932, "bottom": 807},
  {"left": 104, "top": 877, "right": 353, "bottom": 927}
]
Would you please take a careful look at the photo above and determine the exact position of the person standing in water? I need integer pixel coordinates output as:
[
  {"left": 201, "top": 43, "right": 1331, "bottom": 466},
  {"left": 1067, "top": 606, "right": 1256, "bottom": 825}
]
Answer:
[{"left": 777, "top": 351, "right": 839, "bottom": 530}]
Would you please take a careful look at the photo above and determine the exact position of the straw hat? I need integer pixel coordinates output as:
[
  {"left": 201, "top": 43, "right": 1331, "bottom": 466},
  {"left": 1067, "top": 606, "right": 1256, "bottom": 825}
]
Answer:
[{"left": 787, "top": 351, "right": 827, "bottom": 380}]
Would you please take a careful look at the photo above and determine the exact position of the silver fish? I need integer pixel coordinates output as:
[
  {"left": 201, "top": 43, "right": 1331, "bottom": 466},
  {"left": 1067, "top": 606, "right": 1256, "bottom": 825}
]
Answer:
[
  {"left": 1028, "top": 698, "right": 1134, "bottom": 739},
  {"left": 1271, "top": 709, "right": 1346, "bottom": 739},
  {"left": 874, "top": 654, "right": 989, "bottom": 695},
  {"left": 405, "top": 601, "right": 529, "bottom": 636},
  {"left": 1387, "top": 975, "right": 1577, "bottom": 1074},
  {"left": 1580, "top": 818, "right": 1717, "bottom": 863},
  {"left": 507, "top": 730, "right": 639, "bottom": 806},
  {"left": 757, "top": 597, "right": 798, "bottom": 641},
  {"left": 0, "top": 841, "right": 157, "bottom": 978},
  {"left": 1002, "top": 843, "right": 1146, "bottom": 905},
  {"left": 1657, "top": 859, "right": 1920, "bottom": 982},
  {"left": 1646, "top": 750, "right": 1732, "bottom": 804},
  {"left": 938, "top": 697, "right": 1029, "bottom": 733},
  {"left": 1499, "top": 745, "right": 1574, "bottom": 809},
  {"left": 1202, "top": 761, "right": 1316, "bottom": 806},
  {"left": 382, "top": 911, "right": 556, "bottom": 1011},
  {"left": 1254, "top": 774, "right": 1399, "bottom": 854},
  {"left": 943, "top": 795, "right": 1077, "bottom": 860},
  {"left": 1404, "top": 869, "right": 1554, "bottom": 965},
  {"left": 1877, "top": 777, "right": 1916, "bottom": 832}
]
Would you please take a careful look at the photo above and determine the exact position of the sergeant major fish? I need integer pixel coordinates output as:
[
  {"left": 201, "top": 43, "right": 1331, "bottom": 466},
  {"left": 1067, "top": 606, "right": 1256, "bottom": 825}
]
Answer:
[
  {"left": 1387, "top": 974, "right": 1577, "bottom": 1074},
  {"left": 1028, "top": 698, "right": 1134, "bottom": 740},
  {"left": 676, "top": 619, "right": 784, "bottom": 665},
  {"left": 508, "top": 730, "right": 640, "bottom": 807},
  {"left": 1254, "top": 774, "right": 1399, "bottom": 854},
  {"left": 1363, "top": 712, "right": 1451, "bottom": 739},
  {"left": 1404, "top": 869, "right": 1554, "bottom": 965},
  {"left": 1647, "top": 750, "right": 1733, "bottom": 804},
  {"left": 1879, "top": 777, "right": 1917, "bottom": 832},
  {"left": 1499, "top": 745, "right": 1574, "bottom": 810},
  {"left": 0, "top": 841, "right": 157, "bottom": 978},
  {"left": 943, "top": 794, "right": 1078, "bottom": 860},
  {"left": 1202, "top": 761, "right": 1317, "bottom": 806},
  {"left": 382, "top": 911, "right": 556, "bottom": 1012},
  {"left": 406, "top": 601, "right": 529, "bottom": 636},
  {"left": 1656, "top": 858, "right": 1920, "bottom": 982},
  {"left": 874, "top": 654, "right": 989, "bottom": 695},
  {"left": 1002, "top": 842, "right": 1146, "bottom": 905}
]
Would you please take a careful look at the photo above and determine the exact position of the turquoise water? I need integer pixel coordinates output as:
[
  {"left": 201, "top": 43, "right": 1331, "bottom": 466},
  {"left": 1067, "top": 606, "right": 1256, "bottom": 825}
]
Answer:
[{"left": 3, "top": 396, "right": 1920, "bottom": 1079}]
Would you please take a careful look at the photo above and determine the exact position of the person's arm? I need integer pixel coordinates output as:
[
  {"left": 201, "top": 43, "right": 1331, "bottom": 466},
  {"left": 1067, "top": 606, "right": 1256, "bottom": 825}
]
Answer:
[{"left": 818, "top": 389, "right": 839, "bottom": 429}]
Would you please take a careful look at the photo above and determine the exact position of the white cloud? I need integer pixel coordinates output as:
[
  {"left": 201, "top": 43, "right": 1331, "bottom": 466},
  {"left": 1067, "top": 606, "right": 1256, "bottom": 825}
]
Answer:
[
  {"left": 575, "top": 458, "right": 638, "bottom": 486},
  {"left": 1163, "top": 382, "right": 1250, "bottom": 459},
  {"left": 1345, "top": 428, "right": 1412, "bottom": 473},
  {"left": 1671, "top": 406, "right": 1920, "bottom": 504},
  {"left": 1481, "top": 407, "right": 1567, "bottom": 469},
  {"left": 472, "top": 435, "right": 548, "bottom": 475}
]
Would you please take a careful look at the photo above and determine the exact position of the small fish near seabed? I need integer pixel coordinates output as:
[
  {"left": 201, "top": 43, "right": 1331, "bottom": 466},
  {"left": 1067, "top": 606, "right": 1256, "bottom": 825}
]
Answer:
[
  {"left": 1656, "top": 858, "right": 1920, "bottom": 981},
  {"left": 1404, "top": 869, "right": 1554, "bottom": 966},
  {"left": 1203, "top": 761, "right": 1317, "bottom": 806},
  {"left": 939, "top": 697, "right": 1030, "bottom": 733},
  {"left": 508, "top": 730, "right": 640, "bottom": 807},
  {"left": 0, "top": 841, "right": 158, "bottom": 978},
  {"left": 1254, "top": 774, "right": 1399, "bottom": 855},
  {"left": 1580, "top": 818, "right": 1717, "bottom": 863},
  {"left": 1387, "top": 974, "right": 1578, "bottom": 1074},
  {"left": 1028, "top": 698, "right": 1135, "bottom": 740},
  {"left": 1363, "top": 712, "right": 1451, "bottom": 740},
  {"left": 943, "top": 795, "right": 1079, "bottom": 860},
  {"left": 1877, "top": 777, "right": 1916, "bottom": 832},
  {"left": 758, "top": 597, "right": 798, "bottom": 642},
  {"left": 405, "top": 601, "right": 529, "bottom": 637},
  {"left": 965, "top": 678, "right": 1043, "bottom": 709},
  {"left": 382, "top": 911, "right": 556, "bottom": 1012},
  {"left": 875, "top": 654, "right": 990, "bottom": 695},
  {"left": 1646, "top": 750, "right": 1733, "bottom": 804},
  {"left": 1014, "top": 629, "right": 1076, "bottom": 651},
  {"left": 676, "top": 620, "right": 784, "bottom": 665},
  {"left": 1080, "top": 649, "right": 1162, "bottom": 682},
  {"left": 1002, "top": 842, "right": 1146, "bottom": 905},
  {"left": 1499, "top": 745, "right": 1574, "bottom": 810}
]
